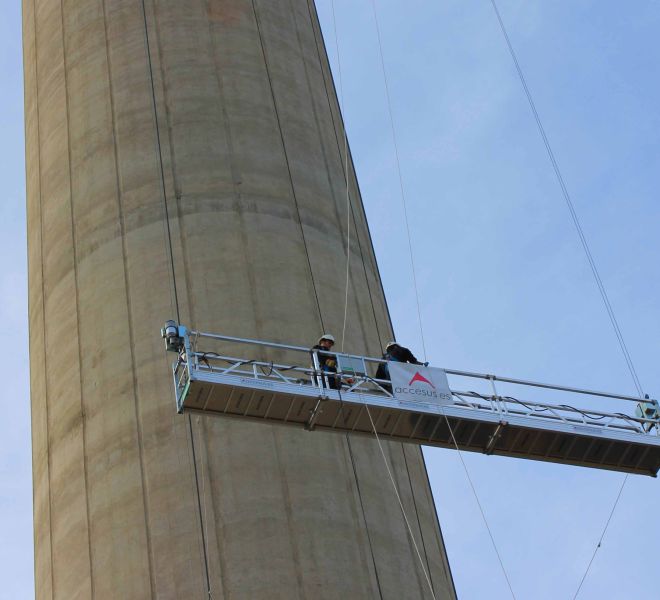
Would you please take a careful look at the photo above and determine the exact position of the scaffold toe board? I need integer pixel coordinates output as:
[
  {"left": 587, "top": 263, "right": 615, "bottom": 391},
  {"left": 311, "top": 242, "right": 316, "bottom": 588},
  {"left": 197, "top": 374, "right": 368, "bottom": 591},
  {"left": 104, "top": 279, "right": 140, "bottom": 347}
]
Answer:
[{"left": 164, "top": 325, "right": 660, "bottom": 477}]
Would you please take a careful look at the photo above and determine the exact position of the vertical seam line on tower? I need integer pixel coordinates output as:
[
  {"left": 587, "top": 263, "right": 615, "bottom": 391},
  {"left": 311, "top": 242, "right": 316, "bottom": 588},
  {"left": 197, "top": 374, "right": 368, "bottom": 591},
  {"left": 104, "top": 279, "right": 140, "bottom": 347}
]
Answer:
[
  {"left": 306, "top": 0, "right": 397, "bottom": 343},
  {"left": 402, "top": 446, "right": 435, "bottom": 595},
  {"left": 420, "top": 450, "right": 459, "bottom": 599},
  {"left": 151, "top": 3, "right": 218, "bottom": 588},
  {"left": 58, "top": 0, "right": 95, "bottom": 594},
  {"left": 302, "top": 4, "right": 392, "bottom": 597},
  {"left": 250, "top": 5, "right": 317, "bottom": 591},
  {"left": 271, "top": 429, "right": 306, "bottom": 598},
  {"left": 301, "top": 4, "right": 386, "bottom": 593},
  {"left": 306, "top": 7, "right": 450, "bottom": 596},
  {"left": 196, "top": 416, "right": 227, "bottom": 598},
  {"left": 288, "top": 0, "right": 372, "bottom": 351},
  {"left": 187, "top": 414, "right": 213, "bottom": 597},
  {"left": 203, "top": 6, "right": 253, "bottom": 593},
  {"left": 294, "top": 4, "right": 386, "bottom": 595},
  {"left": 141, "top": 1, "right": 212, "bottom": 595},
  {"left": 250, "top": 0, "right": 325, "bottom": 332},
  {"left": 345, "top": 436, "right": 385, "bottom": 600},
  {"left": 30, "top": 1, "right": 55, "bottom": 594},
  {"left": 204, "top": 0, "right": 263, "bottom": 349},
  {"left": 140, "top": 0, "right": 181, "bottom": 323},
  {"left": 102, "top": 0, "right": 157, "bottom": 595},
  {"left": 384, "top": 443, "right": 428, "bottom": 596},
  {"left": 150, "top": 0, "right": 193, "bottom": 330}
]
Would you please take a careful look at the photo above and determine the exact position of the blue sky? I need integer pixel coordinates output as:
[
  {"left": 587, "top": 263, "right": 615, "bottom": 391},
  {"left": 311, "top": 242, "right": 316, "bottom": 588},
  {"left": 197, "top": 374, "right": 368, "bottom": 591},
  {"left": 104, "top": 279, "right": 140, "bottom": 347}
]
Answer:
[{"left": 2, "top": 1, "right": 659, "bottom": 598}]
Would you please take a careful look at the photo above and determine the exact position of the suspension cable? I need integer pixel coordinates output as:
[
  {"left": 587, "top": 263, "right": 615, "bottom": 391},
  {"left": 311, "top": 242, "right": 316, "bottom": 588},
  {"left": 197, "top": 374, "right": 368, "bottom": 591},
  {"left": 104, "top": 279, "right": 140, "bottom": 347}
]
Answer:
[
  {"left": 572, "top": 474, "right": 628, "bottom": 600},
  {"left": 366, "top": 1, "right": 517, "bottom": 593},
  {"left": 196, "top": 416, "right": 214, "bottom": 599},
  {"left": 334, "top": 390, "right": 385, "bottom": 598},
  {"left": 487, "top": 2, "right": 646, "bottom": 595},
  {"left": 368, "top": 0, "right": 427, "bottom": 361},
  {"left": 187, "top": 415, "right": 212, "bottom": 598},
  {"left": 441, "top": 405, "right": 517, "bottom": 599},
  {"left": 488, "top": 0, "right": 644, "bottom": 399},
  {"left": 140, "top": 0, "right": 180, "bottom": 325},
  {"left": 140, "top": 2, "right": 212, "bottom": 595},
  {"left": 329, "top": 0, "right": 352, "bottom": 353},
  {"left": 363, "top": 405, "right": 437, "bottom": 599},
  {"left": 329, "top": 7, "right": 438, "bottom": 593}
]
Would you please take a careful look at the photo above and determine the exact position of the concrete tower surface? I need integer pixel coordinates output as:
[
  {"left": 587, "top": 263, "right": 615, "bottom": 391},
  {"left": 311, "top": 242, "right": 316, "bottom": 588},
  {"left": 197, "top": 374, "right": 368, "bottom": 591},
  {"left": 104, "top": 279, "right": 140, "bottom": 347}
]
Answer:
[{"left": 24, "top": 0, "right": 456, "bottom": 598}]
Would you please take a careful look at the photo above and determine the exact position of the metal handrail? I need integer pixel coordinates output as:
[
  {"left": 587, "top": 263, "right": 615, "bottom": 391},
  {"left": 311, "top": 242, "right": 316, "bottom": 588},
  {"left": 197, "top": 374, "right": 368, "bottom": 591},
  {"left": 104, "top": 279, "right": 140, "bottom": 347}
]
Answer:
[
  {"left": 174, "top": 329, "right": 659, "bottom": 435},
  {"left": 189, "top": 330, "right": 652, "bottom": 404},
  {"left": 451, "top": 392, "right": 646, "bottom": 431},
  {"left": 445, "top": 368, "right": 645, "bottom": 403}
]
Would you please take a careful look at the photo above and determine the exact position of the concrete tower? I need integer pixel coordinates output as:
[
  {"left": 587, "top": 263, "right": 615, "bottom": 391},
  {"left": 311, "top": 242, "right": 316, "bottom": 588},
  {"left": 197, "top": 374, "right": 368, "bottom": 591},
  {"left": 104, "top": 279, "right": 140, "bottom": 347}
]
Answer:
[{"left": 24, "top": 0, "right": 456, "bottom": 597}]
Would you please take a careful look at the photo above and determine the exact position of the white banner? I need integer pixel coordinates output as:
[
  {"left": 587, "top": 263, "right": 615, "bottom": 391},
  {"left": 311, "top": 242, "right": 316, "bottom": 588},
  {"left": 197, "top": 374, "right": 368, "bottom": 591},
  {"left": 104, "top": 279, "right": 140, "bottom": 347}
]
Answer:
[{"left": 388, "top": 362, "right": 453, "bottom": 406}]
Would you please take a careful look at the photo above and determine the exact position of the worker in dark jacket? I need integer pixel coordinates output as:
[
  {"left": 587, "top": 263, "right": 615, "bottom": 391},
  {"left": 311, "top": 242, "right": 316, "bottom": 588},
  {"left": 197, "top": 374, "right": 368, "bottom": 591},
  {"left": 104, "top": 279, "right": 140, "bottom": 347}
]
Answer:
[
  {"left": 311, "top": 333, "right": 341, "bottom": 390},
  {"left": 376, "top": 341, "right": 426, "bottom": 388},
  {"left": 385, "top": 341, "right": 423, "bottom": 365}
]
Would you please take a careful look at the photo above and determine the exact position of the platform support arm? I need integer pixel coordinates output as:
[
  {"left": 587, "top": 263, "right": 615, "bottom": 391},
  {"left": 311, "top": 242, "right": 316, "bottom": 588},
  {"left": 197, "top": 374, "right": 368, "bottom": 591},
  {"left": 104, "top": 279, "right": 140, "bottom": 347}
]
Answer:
[
  {"left": 484, "top": 421, "right": 508, "bottom": 455},
  {"left": 305, "top": 397, "right": 327, "bottom": 431}
]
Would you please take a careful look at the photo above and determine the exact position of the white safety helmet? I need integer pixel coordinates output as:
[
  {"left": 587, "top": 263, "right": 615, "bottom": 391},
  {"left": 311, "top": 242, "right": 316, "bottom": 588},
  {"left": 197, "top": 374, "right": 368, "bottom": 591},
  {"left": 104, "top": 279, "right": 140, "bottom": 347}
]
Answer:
[
  {"left": 319, "top": 333, "right": 336, "bottom": 344},
  {"left": 386, "top": 341, "right": 398, "bottom": 351}
]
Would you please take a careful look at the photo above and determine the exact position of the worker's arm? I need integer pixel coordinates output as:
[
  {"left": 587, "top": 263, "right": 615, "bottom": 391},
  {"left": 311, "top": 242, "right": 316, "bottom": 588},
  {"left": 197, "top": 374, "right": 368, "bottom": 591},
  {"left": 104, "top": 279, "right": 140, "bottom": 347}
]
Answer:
[{"left": 404, "top": 348, "right": 420, "bottom": 364}]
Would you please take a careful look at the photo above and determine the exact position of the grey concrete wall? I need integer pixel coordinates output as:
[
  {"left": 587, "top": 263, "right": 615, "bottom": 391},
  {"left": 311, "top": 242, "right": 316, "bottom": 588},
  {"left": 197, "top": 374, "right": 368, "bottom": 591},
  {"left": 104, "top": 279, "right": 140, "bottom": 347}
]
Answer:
[{"left": 23, "top": 0, "right": 456, "bottom": 598}]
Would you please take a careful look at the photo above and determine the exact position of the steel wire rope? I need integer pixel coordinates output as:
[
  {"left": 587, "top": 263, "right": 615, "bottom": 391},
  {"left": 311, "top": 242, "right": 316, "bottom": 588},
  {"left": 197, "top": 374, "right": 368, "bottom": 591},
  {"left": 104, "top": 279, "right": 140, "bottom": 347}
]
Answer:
[
  {"left": 488, "top": 0, "right": 644, "bottom": 399},
  {"left": 361, "top": 376, "right": 516, "bottom": 597},
  {"left": 140, "top": 2, "right": 211, "bottom": 596},
  {"left": 304, "top": 0, "right": 390, "bottom": 352},
  {"left": 196, "top": 416, "right": 214, "bottom": 600},
  {"left": 401, "top": 444, "right": 436, "bottom": 587},
  {"left": 251, "top": 6, "right": 384, "bottom": 591},
  {"left": 438, "top": 404, "right": 517, "bottom": 599},
  {"left": 248, "top": 5, "right": 389, "bottom": 598},
  {"left": 140, "top": 0, "right": 180, "bottom": 325},
  {"left": 250, "top": 0, "right": 325, "bottom": 333},
  {"left": 314, "top": 360, "right": 384, "bottom": 597},
  {"left": 303, "top": 4, "right": 394, "bottom": 595},
  {"left": 187, "top": 414, "right": 213, "bottom": 599},
  {"left": 571, "top": 474, "right": 628, "bottom": 600},
  {"left": 329, "top": 0, "right": 353, "bottom": 354},
  {"left": 327, "top": 6, "right": 439, "bottom": 593},
  {"left": 362, "top": 403, "right": 437, "bottom": 599},
  {"left": 335, "top": 385, "right": 431, "bottom": 598},
  {"left": 368, "top": 0, "right": 427, "bottom": 362},
  {"left": 326, "top": 379, "right": 385, "bottom": 598},
  {"left": 487, "top": 2, "right": 645, "bottom": 595},
  {"left": 367, "top": 0, "right": 516, "bottom": 594}
]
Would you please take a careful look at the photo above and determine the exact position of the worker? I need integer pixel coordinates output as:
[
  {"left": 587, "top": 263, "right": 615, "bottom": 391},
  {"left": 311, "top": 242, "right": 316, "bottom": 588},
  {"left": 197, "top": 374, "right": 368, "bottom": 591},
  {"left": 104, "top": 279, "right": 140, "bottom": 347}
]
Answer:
[
  {"left": 311, "top": 334, "right": 341, "bottom": 390},
  {"left": 385, "top": 341, "right": 424, "bottom": 365},
  {"left": 376, "top": 341, "right": 427, "bottom": 388}
]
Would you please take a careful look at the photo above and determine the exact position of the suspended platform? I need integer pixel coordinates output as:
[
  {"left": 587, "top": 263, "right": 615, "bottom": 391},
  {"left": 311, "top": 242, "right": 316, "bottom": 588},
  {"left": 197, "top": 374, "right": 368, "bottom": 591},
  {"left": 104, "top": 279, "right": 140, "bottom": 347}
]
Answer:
[{"left": 163, "top": 324, "right": 660, "bottom": 477}]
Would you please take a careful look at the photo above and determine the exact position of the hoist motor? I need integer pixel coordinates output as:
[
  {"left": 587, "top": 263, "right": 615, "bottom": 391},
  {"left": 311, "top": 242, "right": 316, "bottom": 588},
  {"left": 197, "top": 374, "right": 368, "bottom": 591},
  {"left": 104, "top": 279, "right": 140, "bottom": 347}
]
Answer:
[{"left": 161, "top": 320, "right": 184, "bottom": 353}]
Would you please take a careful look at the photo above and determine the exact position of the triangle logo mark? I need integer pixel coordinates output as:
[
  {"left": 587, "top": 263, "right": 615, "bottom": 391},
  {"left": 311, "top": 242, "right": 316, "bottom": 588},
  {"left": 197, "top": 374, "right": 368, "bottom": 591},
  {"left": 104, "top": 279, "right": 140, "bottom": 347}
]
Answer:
[{"left": 408, "top": 371, "right": 435, "bottom": 389}]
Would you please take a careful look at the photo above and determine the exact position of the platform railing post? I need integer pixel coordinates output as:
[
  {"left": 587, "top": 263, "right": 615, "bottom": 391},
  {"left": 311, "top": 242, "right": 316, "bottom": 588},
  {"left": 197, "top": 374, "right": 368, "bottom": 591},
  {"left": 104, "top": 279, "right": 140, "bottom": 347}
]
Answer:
[
  {"left": 488, "top": 375, "right": 505, "bottom": 417},
  {"left": 172, "top": 365, "right": 182, "bottom": 413},
  {"left": 311, "top": 350, "right": 324, "bottom": 395},
  {"left": 180, "top": 326, "right": 193, "bottom": 368}
]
